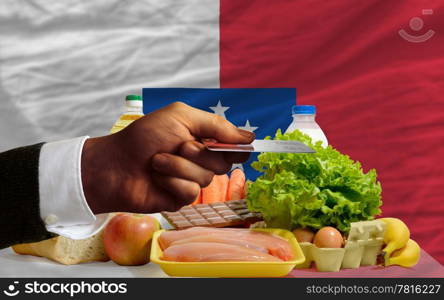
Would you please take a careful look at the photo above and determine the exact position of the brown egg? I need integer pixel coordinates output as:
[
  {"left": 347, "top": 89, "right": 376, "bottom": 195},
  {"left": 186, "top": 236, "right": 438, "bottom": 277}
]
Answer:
[
  {"left": 292, "top": 228, "right": 315, "bottom": 243},
  {"left": 313, "top": 226, "right": 343, "bottom": 248}
]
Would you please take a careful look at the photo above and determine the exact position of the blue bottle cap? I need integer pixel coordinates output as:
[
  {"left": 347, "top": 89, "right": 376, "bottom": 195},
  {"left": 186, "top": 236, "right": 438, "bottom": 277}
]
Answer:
[{"left": 292, "top": 105, "right": 316, "bottom": 115}]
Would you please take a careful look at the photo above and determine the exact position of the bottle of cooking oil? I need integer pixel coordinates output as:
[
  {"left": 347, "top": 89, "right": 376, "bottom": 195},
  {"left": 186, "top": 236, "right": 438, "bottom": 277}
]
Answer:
[{"left": 110, "top": 95, "right": 144, "bottom": 133}]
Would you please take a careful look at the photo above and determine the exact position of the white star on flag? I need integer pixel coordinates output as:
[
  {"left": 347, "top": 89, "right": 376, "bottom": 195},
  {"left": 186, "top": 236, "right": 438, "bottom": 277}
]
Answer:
[
  {"left": 232, "top": 120, "right": 259, "bottom": 172},
  {"left": 209, "top": 100, "right": 229, "bottom": 119},
  {"left": 238, "top": 120, "right": 258, "bottom": 133}
]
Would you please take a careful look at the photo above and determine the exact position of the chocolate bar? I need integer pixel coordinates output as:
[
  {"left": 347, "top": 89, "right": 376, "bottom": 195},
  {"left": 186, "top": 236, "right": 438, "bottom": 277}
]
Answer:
[{"left": 161, "top": 199, "right": 262, "bottom": 229}]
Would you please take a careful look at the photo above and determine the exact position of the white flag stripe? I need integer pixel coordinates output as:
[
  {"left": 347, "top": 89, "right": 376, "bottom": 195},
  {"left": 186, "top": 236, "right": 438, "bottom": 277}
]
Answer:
[{"left": 0, "top": 0, "right": 220, "bottom": 150}]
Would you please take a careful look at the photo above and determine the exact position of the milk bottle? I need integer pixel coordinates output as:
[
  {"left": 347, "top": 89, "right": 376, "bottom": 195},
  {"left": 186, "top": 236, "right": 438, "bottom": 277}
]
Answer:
[{"left": 285, "top": 105, "right": 328, "bottom": 147}]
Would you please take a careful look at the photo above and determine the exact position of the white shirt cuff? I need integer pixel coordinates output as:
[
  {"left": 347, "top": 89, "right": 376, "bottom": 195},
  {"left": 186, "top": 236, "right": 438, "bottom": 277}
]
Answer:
[{"left": 39, "top": 136, "right": 108, "bottom": 239}]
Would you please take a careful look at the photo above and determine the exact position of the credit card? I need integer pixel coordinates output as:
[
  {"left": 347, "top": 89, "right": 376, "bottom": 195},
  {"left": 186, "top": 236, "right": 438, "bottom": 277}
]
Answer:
[{"left": 203, "top": 139, "right": 315, "bottom": 153}]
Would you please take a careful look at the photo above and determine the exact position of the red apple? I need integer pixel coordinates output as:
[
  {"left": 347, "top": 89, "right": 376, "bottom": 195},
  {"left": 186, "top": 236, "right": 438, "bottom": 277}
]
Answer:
[{"left": 103, "top": 213, "right": 159, "bottom": 266}]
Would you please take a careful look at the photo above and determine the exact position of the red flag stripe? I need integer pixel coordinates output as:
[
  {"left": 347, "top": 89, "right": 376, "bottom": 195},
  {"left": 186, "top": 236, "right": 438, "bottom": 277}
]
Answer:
[{"left": 220, "top": 0, "right": 444, "bottom": 264}]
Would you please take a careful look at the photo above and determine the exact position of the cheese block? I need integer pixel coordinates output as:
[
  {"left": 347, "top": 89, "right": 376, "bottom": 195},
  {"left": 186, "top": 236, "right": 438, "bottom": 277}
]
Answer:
[{"left": 12, "top": 230, "right": 109, "bottom": 265}]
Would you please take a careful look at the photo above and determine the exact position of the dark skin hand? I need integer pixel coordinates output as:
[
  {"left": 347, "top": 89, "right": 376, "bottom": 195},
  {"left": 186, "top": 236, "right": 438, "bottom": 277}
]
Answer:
[{"left": 81, "top": 102, "right": 254, "bottom": 213}]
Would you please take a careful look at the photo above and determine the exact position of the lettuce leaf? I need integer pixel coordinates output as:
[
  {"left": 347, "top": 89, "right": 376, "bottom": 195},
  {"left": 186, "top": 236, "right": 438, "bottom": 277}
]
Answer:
[{"left": 246, "top": 129, "right": 382, "bottom": 233}]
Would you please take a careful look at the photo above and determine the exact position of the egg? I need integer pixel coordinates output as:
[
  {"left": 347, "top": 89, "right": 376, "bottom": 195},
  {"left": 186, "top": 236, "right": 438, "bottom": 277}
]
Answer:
[
  {"left": 293, "top": 228, "right": 315, "bottom": 243},
  {"left": 313, "top": 226, "right": 343, "bottom": 248}
]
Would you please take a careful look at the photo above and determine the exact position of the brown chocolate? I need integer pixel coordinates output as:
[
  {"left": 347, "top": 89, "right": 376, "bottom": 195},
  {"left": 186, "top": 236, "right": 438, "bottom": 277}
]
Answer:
[{"left": 161, "top": 199, "right": 262, "bottom": 229}]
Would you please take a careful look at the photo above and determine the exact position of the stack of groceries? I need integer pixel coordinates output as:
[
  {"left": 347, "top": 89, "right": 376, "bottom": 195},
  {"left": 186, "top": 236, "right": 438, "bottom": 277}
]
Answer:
[
  {"left": 11, "top": 101, "right": 420, "bottom": 277},
  {"left": 11, "top": 129, "right": 420, "bottom": 276}
]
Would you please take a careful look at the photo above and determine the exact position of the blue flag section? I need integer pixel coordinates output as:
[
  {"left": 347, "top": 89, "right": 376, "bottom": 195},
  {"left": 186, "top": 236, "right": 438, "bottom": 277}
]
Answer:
[{"left": 142, "top": 88, "right": 296, "bottom": 180}]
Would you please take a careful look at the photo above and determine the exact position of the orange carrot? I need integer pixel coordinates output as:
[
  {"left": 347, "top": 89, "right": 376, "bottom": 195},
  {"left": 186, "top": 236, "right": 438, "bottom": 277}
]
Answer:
[
  {"left": 202, "top": 174, "right": 229, "bottom": 203},
  {"left": 191, "top": 188, "right": 202, "bottom": 205},
  {"left": 227, "top": 168, "right": 246, "bottom": 201}
]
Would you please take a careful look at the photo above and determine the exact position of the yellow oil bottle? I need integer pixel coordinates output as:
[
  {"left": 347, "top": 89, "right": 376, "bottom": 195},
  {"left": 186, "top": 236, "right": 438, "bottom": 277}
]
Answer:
[{"left": 110, "top": 95, "right": 144, "bottom": 133}]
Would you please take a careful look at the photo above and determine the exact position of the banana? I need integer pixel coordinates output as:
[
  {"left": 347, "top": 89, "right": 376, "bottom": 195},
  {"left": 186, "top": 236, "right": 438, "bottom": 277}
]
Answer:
[
  {"left": 379, "top": 218, "right": 410, "bottom": 264},
  {"left": 385, "top": 239, "right": 420, "bottom": 267}
]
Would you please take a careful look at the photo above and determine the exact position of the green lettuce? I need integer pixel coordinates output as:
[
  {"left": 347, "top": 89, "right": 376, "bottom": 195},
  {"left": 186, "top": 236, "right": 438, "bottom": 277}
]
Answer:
[{"left": 246, "top": 129, "right": 382, "bottom": 233}]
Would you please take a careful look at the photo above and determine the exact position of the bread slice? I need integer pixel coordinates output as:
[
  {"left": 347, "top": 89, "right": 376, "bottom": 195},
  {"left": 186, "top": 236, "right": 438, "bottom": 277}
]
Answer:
[{"left": 12, "top": 230, "right": 109, "bottom": 265}]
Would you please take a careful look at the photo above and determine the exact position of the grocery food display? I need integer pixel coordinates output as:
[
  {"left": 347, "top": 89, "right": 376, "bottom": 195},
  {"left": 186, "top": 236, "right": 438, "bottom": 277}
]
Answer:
[{"left": 9, "top": 128, "right": 423, "bottom": 276}]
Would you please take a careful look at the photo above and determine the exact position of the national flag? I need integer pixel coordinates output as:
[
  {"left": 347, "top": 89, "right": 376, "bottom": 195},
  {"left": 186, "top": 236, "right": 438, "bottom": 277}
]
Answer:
[
  {"left": 142, "top": 88, "right": 296, "bottom": 180},
  {"left": 1, "top": 0, "right": 443, "bottom": 263}
]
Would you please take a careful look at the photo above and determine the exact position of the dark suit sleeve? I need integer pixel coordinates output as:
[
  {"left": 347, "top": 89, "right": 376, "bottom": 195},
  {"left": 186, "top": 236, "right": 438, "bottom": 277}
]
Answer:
[{"left": 0, "top": 143, "right": 56, "bottom": 249}]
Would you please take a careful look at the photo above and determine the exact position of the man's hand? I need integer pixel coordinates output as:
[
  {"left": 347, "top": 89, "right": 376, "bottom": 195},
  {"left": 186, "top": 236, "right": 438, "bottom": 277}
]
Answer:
[{"left": 81, "top": 102, "right": 254, "bottom": 213}]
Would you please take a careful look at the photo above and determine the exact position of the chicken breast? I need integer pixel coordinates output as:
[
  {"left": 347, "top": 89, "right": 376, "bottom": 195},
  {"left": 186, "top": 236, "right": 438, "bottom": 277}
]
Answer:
[
  {"left": 170, "top": 235, "right": 268, "bottom": 253},
  {"left": 159, "top": 227, "right": 294, "bottom": 261},
  {"left": 158, "top": 227, "right": 248, "bottom": 249},
  {"left": 162, "top": 242, "right": 282, "bottom": 262}
]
